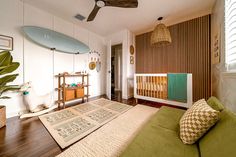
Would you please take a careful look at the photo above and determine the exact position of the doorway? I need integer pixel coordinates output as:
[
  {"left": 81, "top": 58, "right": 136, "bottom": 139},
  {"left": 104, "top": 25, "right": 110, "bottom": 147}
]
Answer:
[{"left": 111, "top": 44, "right": 122, "bottom": 100}]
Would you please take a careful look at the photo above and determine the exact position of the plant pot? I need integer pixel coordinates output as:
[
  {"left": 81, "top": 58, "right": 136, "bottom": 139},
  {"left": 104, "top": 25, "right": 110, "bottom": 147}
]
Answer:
[{"left": 0, "top": 106, "right": 6, "bottom": 128}]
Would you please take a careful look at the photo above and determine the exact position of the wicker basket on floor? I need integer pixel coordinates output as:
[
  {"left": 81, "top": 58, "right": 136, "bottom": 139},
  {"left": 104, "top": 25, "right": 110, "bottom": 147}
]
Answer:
[{"left": 0, "top": 106, "right": 6, "bottom": 128}]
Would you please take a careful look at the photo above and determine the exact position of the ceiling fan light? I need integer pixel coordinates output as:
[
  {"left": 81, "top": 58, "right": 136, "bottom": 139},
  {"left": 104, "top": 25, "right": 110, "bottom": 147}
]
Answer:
[
  {"left": 97, "top": 1, "right": 105, "bottom": 7},
  {"left": 151, "top": 23, "right": 172, "bottom": 45}
]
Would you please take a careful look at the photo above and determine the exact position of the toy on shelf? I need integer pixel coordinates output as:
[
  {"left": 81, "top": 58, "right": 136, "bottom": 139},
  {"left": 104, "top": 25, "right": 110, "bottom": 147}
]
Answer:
[
  {"left": 77, "top": 83, "right": 83, "bottom": 88},
  {"left": 70, "top": 83, "right": 77, "bottom": 87}
]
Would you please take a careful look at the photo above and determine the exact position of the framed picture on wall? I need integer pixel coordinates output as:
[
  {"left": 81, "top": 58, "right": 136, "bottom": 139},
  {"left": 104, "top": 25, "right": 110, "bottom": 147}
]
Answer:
[{"left": 0, "top": 35, "right": 13, "bottom": 51}]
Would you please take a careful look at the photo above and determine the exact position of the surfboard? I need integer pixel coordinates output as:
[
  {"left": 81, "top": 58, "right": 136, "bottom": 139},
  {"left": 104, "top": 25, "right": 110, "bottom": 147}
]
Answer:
[{"left": 23, "top": 26, "right": 90, "bottom": 54}]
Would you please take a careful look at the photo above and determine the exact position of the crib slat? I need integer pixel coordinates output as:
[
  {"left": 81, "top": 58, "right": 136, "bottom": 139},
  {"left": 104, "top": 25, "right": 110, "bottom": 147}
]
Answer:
[
  {"left": 155, "top": 76, "right": 158, "bottom": 98},
  {"left": 148, "top": 76, "right": 150, "bottom": 97},
  {"left": 165, "top": 76, "right": 168, "bottom": 99},
  {"left": 137, "top": 76, "right": 140, "bottom": 95},
  {"left": 136, "top": 76, "right": 138, "bottom": 95},
  {"left": 147, "top": 76, "right": 148, "bottom": 97},
  {"left": 144, "top": 76, "right": 146, "bottom": 96},
  {"left": 161, "top": 76, "right": 163, "bottom": 98},
  {"left": 138, "top": 76, "right": 140, "bottom": 95},
  {"left": 151, "top": 76, "right": 154, "bottom": 97},
  {"left": 149, "top": 76, "right": 151, "bottom": 97},
  {"left": 160, "top": 76, "right": 162, "bottom": 99},
  {"left": 159, "top": 76, "right": 161, "bottom": 98},
  {"left": 135, "top": 75, "right": 167, "bottom": 99},
  {"left": 140, "top": 76, "right": 142, "bottom": 95}
]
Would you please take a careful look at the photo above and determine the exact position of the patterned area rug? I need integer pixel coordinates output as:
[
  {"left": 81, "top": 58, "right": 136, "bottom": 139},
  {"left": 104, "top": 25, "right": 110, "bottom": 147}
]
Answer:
[
  {"left": 39, "top": 98, "right": 132, "bottom": 148},
  {"left": 57, "top": 105, "right": 159, "bottom": 157}
]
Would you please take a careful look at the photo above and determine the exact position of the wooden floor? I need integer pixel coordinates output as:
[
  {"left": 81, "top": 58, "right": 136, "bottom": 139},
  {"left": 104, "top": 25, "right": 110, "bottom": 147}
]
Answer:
[{"left": 0, "top": 94, "right": 182, "bottom": 157}]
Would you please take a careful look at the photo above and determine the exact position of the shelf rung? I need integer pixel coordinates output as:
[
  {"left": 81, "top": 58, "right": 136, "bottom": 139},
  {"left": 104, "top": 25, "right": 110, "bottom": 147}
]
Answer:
[
  {"left": 55, "top": 85, "right": 90, "bottom": 90},
  {"left": 55, "top": 74, "right": 89, "bottom": 77},
  {"left": 56, "top": 95, "right": 90, "bottom": 103}
]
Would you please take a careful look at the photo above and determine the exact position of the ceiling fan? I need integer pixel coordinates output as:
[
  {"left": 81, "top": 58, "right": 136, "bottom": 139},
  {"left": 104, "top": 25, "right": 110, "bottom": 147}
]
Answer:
[{"left": 87, "top": 0, "right": 138, "bottom": 22}]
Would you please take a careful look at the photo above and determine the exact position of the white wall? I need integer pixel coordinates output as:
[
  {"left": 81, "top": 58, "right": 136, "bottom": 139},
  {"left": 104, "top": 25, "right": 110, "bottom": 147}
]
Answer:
[
  {"left": 211, "top": 0, "right": 236, "bottom": 112},
  {"left": 106, "top": 29, "right": 135, "bottom": 99},
  {"left": 0, "top": 0, "right": 106, "bottom": 118}
]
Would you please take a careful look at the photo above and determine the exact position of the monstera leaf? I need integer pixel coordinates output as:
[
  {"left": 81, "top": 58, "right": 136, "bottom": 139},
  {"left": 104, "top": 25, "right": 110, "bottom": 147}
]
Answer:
[
  {"left": 0, "top": 62, "right": 20, "bottom": 75},
  {"left": 0, "top": 51, "right": 12, "bottom": 66},
  {"left": 0, "top": 50, "right": 20, "bottom": 99},
  {"left": 0, "top": 85, "right": 19, "bottom": 99},
  {"left": 0, "top": 74, "right": 19, "bottom": 86}
]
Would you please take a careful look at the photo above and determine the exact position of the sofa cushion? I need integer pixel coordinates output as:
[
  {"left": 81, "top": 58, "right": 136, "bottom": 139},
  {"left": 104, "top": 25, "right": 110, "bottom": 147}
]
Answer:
[
  {"left": 179, "top": 99, "right": 220, "bottom": 144},
  {"left": 199, "top": 109, "right": 236, "bottom": 157},
  {"left": 120, "top": 123, "right": 199, "bottom": 157},
  {"left": 149, "top": 106, "right": 185, "bottom": 132},
  {"left": 207, "top": 96, "right": 224, "bottom": 111}
]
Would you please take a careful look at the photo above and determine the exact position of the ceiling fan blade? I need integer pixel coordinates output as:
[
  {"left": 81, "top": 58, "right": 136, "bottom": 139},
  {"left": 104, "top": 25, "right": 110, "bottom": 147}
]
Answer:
[
  {"left": 87, "top": 5, "right": 101, "bottom": 22},
  {"left": 104, "top": 0, "right": 138, "bottom": 8}
]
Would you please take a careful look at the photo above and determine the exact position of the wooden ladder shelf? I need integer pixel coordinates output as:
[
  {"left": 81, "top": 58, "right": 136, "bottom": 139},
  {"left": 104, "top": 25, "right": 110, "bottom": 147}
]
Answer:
[{"left": 55, "top": 74, "right": 90, "bottom": 109}]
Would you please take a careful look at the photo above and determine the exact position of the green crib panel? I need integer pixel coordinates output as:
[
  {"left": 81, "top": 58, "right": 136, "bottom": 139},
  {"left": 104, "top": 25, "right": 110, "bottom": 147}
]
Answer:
[{"left": 167, "top": 73, "right": 187, "bottom": 103}]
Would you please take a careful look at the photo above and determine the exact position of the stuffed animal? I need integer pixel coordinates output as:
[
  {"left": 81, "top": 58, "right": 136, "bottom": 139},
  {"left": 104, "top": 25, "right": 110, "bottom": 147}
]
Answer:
[
  {"left": 20, "top": 82, "right": 54, "bottom": 113},
  {"left": 70, "top": 83, "right": 77, "bottom": 87}
]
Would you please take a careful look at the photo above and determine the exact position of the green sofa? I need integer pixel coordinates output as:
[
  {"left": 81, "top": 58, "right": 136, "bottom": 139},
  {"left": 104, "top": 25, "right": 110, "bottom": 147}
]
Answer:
[{"left": 120, "top": 97, "right": 236, "bottom": 157}]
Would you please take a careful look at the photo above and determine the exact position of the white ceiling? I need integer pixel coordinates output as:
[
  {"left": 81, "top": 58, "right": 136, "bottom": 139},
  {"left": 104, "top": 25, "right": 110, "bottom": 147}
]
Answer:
[{"left": 23, "top": 0, "right": 216, "bottom": 36}]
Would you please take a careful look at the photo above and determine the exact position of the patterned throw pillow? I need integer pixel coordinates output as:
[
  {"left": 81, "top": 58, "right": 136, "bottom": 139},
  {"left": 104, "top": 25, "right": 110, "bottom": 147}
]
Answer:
[{"left": 179, "top": 99, "right": 220, "bottom": 144}]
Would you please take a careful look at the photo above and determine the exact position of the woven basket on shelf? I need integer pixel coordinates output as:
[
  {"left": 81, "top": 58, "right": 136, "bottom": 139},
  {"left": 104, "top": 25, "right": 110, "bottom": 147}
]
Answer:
[
  {"left": 0, "top": 106, "right": 6, "bottom": 128},
  {"left": 65, "top": 89, "right": 75, "bottom": 101},
  {"left": 76, "top": 88, "right": 84, "bottom": 98}
]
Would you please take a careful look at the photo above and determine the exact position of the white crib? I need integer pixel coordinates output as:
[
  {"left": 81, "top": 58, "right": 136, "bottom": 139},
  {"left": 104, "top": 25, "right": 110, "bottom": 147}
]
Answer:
[{"left": 134, "top": 73, "right": 192, "bottom": 108}]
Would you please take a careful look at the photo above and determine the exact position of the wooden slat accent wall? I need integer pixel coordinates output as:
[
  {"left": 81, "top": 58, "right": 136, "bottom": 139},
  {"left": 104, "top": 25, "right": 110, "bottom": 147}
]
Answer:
[{"left": 136, "top": 15, "right": 211, "bottom": 101}]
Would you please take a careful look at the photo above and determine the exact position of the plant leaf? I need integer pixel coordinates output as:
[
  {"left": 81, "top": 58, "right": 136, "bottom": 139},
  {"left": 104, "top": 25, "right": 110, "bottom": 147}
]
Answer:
[
  {"left": 0, "top": 51, "right": 20, "bottom": 99},
  {"left": 0, "top": 85, "right": 20, "bottom": 95},
  {"left": 0, "top": 51, "right": 11, "bottom": 67},
  {"left": 10, "top": 56, "right": 13, "bottom": 63},
  {"left": 0, "top": 74, "right": 18, "bottom": 86},
  {"left": 0, "top": 62, "right": 20, "bottom": 75},
  {"left": 0, "top": 96, "right": 11, "bottom": 99},
  {"left": 0, "top": 65, "right": 8, "bottom": 71}
]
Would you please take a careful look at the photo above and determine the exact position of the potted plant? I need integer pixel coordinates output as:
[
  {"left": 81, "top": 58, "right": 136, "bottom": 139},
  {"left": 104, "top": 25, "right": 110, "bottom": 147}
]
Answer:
[{"left": 0, "top": 50, "right": 20, "bottom": 128}]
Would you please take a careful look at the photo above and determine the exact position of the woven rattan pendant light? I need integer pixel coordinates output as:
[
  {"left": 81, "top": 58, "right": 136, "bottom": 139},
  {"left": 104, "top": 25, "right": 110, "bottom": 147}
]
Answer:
[{"left": 151, "top": 17, "right": 172, "bottom": 45}]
